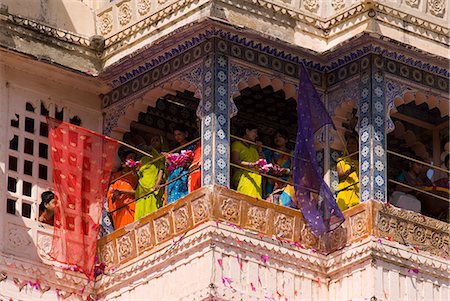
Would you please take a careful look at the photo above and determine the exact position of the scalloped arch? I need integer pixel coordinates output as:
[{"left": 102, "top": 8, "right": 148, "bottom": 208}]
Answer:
[
  {"left": 110, "top": 80, "right": 200, "bottom": 139},
  {"left": 389, "top": 91, "right": 449, "bottom": 122},
  {"left": 330, "top": 99, "right": 357, "bottom": 150},
  {"left": 389, "top": 91, "right": 449, "bottom": 162},
  {"left": 232, "top": 74, "right": 297, "bottom": 101}
]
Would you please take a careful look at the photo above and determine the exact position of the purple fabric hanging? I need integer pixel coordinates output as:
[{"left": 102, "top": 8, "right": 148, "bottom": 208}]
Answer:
[{"left": 293, "top": 65, "right": 345, "bottom": 236}]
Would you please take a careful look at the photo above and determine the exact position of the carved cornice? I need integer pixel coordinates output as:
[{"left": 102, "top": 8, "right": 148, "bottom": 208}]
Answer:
[
  {"left": 5, "top": 14, "right": 92, "bottom": 48},
  {"left": 0, "top": 251, "right": 92, "bottom": 294}
]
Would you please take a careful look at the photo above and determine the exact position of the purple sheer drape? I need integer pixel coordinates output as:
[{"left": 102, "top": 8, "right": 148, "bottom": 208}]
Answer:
[{"left": 293, "top": 65, "right": 345, "bottom": 236}]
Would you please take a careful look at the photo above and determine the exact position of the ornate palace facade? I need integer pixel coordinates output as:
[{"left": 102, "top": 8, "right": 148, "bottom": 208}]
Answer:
[{"left": 0, "top": 0, "right": 448, "bottom": 300}]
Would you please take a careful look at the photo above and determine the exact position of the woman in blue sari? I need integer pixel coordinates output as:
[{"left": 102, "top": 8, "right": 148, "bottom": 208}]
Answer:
[
  {"left": 167, "top": 124, "right": 195, "bottom": 204},
  {"left": 263, "top": 129, "right": 292, "bottom": 196}
]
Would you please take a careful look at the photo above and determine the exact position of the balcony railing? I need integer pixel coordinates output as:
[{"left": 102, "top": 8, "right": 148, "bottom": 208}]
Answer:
[{"left": 97, "top": 185, "right": 450, "bottom": 269}]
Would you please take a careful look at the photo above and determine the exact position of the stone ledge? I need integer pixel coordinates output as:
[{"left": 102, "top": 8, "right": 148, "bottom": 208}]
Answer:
[{"left": 97, "top": 185, "right": 450, "bottom": 270}]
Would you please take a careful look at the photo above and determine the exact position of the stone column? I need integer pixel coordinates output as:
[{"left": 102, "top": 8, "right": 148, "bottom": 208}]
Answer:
[
  {"left": 200, "top": 54, "right": 230, "bottom": 187},
  {"left": 358, "top": 54, "right": 387, "bottom": 202}
]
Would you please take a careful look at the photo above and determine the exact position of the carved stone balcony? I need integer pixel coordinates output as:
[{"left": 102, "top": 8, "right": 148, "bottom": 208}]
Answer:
[{"left": 97, "top": 185, "right": 450, "bottom": 268}]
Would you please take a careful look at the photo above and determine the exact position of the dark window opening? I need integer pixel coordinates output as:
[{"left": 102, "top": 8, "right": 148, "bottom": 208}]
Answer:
[
  {"left": 7, "top": 199, "right": 16, "bottom": 215},
  {"left": 25, "top": 117, "right": 35, "bottom": 133},
  {"left": 10, "top": 114, "right": 19, "bottom": 128},
  {"left": 23, "top": 181, "right": 32, "bottom": 197},
  {"left": 40, "top": 122, "right": 48, "bottom": 137},
  {"left": 26, "top": 102, "right": 35, "bottom": 112},
  {"left": 22, "top": 202, "right": 32, "bottom": 218},
  {"left": 55, "top": 106, "right": 64, "bottom": 121},
  {"left": 7, "top": 177, "right": 17, "bottom": 192},
  {"left": 40, "top": 102, "right": 49, "bottom": 116},
  {"left": 24, "top": 138, "right": 34, "bottom": 155},
  {"left": 38, "top": 164, "right": 48, "bottom": 180},
  {"left": 69, "top": 116, "right": 82, "bottom": 126},
  {"left": 39, "top": 143, "right": 48, "bottom": 159},
  {"left": 8, "top": 156, "right": 18, "bottom": 171},
  {"left": 9, "top": 135, "right": 19, "bottom": 151},
  {"left": 24, "top": 160, "right": 33, "bottom": 176}
]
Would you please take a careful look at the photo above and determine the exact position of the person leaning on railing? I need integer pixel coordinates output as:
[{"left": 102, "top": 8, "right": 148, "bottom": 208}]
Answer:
[
  {"left": 336, "top": 135, "right": 360, "bottom": 211},
  {"left": 167, "top": 124, "right": 196, "bottom": 204},
  {"left": 262, "top": 129, "right": 292, "bottom": 197},
  {"left": 231, "top": 123, "right": 263, "bottom": 199},
  {"left": 107, "top": 150, "right": 138, "bottom": 229},
  {"left": 134, "top": 135, "right": 167, "bottom": 220}
]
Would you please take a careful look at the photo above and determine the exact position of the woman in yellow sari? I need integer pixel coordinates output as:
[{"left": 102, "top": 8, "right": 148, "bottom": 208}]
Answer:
[
  {"left": 336, "top": 135, "right": 360, "bottom": 211},
  {"left": 135, "top": 136, "right": 166, "bottom": 220},
  {"left": 231, "top": 124, "right": 263, "bottom": 198}
]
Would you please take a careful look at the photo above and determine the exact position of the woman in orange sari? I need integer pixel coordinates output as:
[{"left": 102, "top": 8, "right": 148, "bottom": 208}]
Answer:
[{"left": 107, "top": 150, "right": 138, "bottom": 229}]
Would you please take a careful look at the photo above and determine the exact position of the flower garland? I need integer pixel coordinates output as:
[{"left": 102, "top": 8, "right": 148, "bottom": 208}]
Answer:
[
  {"left": 255, "top": 159, "right": 288, "bottom": 177},
  {"left": 162, "top": 150, "right": 194, "bottom": 172},
  {"left": 124, "top": 159, "right": 141, "bottom": 168}
]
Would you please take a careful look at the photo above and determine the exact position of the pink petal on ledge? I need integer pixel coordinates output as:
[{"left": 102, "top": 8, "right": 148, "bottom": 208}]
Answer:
[{"left": 261, "top": 255, "right": 269, "bottom": 263}]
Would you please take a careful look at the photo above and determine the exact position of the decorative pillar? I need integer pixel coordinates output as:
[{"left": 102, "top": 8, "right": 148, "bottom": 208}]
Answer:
[
  {"left": 200, "top": 54, "right": 230, "bottom": 187},
  {"left": 358, "top": 54, "right": 387, "bottom": 202}
]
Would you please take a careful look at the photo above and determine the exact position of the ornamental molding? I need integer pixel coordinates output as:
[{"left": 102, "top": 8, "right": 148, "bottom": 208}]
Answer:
[
  {"left": 101, "top": 28, "right": 447, "bottom": 99},
  {"left": 0, "top": 252, "right": 92, "bottom": 293}
]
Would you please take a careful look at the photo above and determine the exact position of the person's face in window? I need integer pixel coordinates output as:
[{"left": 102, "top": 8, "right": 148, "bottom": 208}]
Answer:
[
  {"left": 45, "top": 198, "right": 55, "bottom": 211},
  {"left": 245, "top": 128, "right": 258, "bottom": 142},
  {"left": 150, "top": 136, "right": 161, "bottom": 151},
  {"left": 274, "top": 132, "right": 287, "bottom": 148},
  {"left": 174, "top": 130, "right": 188, "bottom": 144}
]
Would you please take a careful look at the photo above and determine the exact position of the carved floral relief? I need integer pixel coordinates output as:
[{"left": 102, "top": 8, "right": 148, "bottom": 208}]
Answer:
[
  {"left": 174, "top": 206, "right": 190, "bottom": 232},
  {"left": 98, "top": 11, "right": 113, "bottom": 35},
  {"left": 137, "top": 0, "right": 152, "bottom": 15},
  {"left": 118, "top": 2, "right": 132, "bottom": 26},
  {"left": 192, "top": 198, "right": 209, "bottom": 223},
  {"left": 304, "top": 0, "right": 319, "bottom": 12},
  {"left": 350, "top": 213, "right": 368, "bottom": 239},
  {"left": 274, "top": 214, "right": 294, "bottom": 239},
  {"left": 220, "top": 198, "right": 240, "bottom": 223},
  {"left": 136, "top": 224, "right": 152, "bottom": 252},
  {"left": 428, "top": 0, "right": 446, "bottom": 16},
  {"left": 331, "top": 0, "right": 345, "bottom": 10},
  {"left": 405, "top": 0, "right": 420, "bottom": 8},
  {"left": 117, "top": 234, "right": 134, "bottom": 262},
  {"left": 247, "top": 207, "right": 267, "bottom": 232},
  {"left": 154, "top": 216, "right": 171, "bottom": 242},
  {"left": 301, "top": 226, "right": 318, "bottom": 247},
  {"left": 100, "top": 242, "right": 115, "bottom": 265}
]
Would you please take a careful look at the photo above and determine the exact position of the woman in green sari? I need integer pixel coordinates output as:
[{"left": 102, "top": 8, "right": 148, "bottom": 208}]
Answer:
[
  {"left": 231, "top": 124, "right": 263, "bottom": 198},
  {"left": 135, "top": 135, "right": 166, "bottom": 220}
]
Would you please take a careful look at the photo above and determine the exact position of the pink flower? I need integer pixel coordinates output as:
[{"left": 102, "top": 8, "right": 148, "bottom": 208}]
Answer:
[
  {"left": 261, "top": 255, "right": 269, "bottom": 263},
  {"left": 408, "top": 268, "right": 419, "bottom": 274},
  {"left": 163, "top": 150, "right": 194, "bottom": 172},
  {"left": 125, "top": 159, "right": 140, "bottom": 168},
  {"left": 217, "top": 258, "right": 223, "bottom": 267},
  {"left": 250, "top": 282, "right": 256, "bottom": 291},
  {"left": 221, "top": 276, "right": 233, "bottom": 286}
]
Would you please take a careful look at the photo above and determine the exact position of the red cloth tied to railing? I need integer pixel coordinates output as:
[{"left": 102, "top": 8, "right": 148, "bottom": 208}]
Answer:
[{"left": 47, "top": 117, "right": 118, "bottom": 279}]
